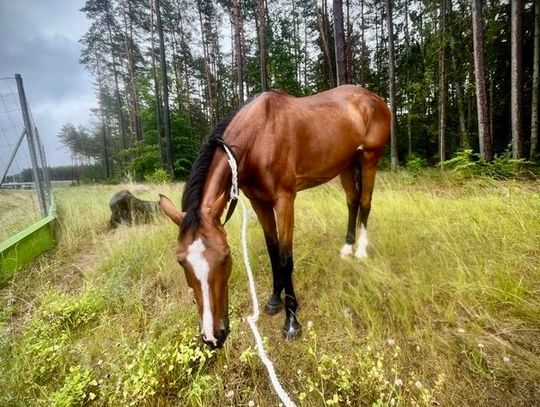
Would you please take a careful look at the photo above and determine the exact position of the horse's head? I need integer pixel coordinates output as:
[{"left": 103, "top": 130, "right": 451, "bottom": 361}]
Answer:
[{"left": 159, "top": 194, "right": 232, "bottom": 348}]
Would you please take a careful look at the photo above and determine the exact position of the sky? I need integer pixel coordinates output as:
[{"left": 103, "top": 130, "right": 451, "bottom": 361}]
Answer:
[{"left": 0, "top": 0, "right": 95, "bottom": 166}]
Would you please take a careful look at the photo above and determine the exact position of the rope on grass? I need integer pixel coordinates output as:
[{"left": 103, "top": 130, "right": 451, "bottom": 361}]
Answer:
[
  {"left": 221, "top": 142, "right": 296, "bottom": 407},
  {"left": 240, "top": 197, "right": 297, "bottom": 407}
]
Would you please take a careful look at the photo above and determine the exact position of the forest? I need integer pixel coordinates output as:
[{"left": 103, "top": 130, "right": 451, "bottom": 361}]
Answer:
[{"left": 58, "top": 0, "right": 539, "bottom": 180}]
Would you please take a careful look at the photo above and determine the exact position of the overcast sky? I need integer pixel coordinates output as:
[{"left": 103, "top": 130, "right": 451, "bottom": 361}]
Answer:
[{"left": 0, "top": 0, "right": 95, "bottom": 166}]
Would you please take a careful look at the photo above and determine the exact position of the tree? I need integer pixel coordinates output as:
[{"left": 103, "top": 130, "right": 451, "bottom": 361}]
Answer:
[
  {"left": 472, "top": 0, "right": 492, "bottom": 161},
  {"left": 258, "top": 0, "right": 268, "bottom": 91},
  {"left": 511, "top": 0, "right": 524, "bottom": 158},
  {"left": 438, "top": 0, "right": 447, "bottom": 163},
  {"left": 385, "top": 0, "right": 398, "bottom": 169},
  {"left": 155, "top": 0, "right": 175, "bottom": 177},
  {"left": 531, "top": 0, "right": 539, "bottom": 159},
  {"left": 333, "top": 0, "right": 347, "bottom": 85}
]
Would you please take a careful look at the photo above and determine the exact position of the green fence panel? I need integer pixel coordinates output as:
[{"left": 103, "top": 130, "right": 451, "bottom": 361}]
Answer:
[{"left": 0, "top": 204, "right": 56, "bottom": 284}]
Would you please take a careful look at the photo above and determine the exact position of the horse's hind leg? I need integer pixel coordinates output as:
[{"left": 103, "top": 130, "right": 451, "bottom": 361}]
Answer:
[
  {"left": 339, "top": 164, "right": 360, "bottom": 258},
  {"left": 250, "top": 199, "right": 284, "bottom": 315},
  {"left": 355, "top": 149, "right": 381, "bottom": 259}
]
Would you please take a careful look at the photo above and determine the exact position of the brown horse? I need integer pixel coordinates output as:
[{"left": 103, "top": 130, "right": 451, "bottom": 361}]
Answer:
[{"left": 160, "top": 85, "right": 391, "bottom": 348}]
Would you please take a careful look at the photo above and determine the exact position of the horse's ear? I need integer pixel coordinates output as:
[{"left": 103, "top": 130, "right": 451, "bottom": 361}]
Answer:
[
  {"left": 210, "top": 192, "right": 228, "bottom": 218},
  {"left": 159, "top": 194, "right": 185, "bottom": 226}
]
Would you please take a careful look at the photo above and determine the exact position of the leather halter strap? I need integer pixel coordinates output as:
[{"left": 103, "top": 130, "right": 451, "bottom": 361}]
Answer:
[{"left": 216, "top": 139, "right": 239, "bottom": 225}]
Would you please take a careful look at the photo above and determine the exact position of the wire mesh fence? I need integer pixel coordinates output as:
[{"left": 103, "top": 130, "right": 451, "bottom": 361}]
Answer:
[{"left": 0, "top": 74, "right": 52, "bottom": 244}]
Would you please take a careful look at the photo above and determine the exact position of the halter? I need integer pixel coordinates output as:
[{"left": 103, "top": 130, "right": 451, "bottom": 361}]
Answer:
[{"left": 217, "top": 139, "right": 239, "bottom": 225}]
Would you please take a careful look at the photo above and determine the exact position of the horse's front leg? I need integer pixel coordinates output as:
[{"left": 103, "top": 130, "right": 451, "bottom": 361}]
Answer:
[
  {"left": 249, "top": 199, "right": 284, "bottom": 315},
  {"left": 274, "top": 195, "right": 301, "bottom": 340}
]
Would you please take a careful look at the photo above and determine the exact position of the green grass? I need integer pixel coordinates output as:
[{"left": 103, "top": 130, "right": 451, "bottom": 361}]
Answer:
[{"left": 0, "top": 172, "right": 539, "bottom": 406}]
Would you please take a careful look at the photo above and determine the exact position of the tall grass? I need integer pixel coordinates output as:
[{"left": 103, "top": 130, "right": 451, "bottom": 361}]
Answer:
[{"left": 0, "top": 173, "right": 539, "bottom": 406}]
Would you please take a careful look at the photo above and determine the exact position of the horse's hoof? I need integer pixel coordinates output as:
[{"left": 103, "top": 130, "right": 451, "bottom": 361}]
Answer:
[
  {"left": 340, "top": 244, "right": 353, "bottom": 258},
  {"left": 264, "top": 296, "right": 283, "bottom": 315},
  {"left": 283, "top": 318, "right": 302, "bottom": 341}
]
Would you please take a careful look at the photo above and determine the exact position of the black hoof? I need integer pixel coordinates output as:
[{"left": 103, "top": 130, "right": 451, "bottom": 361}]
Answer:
[
  {"left": 283, "top": 316, "right": 302, "bottom": 341},
  {"left": 264, "top": 295, "right": 283, "bottom": 315}
]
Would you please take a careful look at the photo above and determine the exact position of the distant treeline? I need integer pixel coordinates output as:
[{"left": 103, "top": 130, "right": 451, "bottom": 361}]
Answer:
[
  {"left": 58, "top": 0, "right": 539, "bottom": 181},
  {"left": 5, "top": 165, "right": 104, "bottom": 183}
]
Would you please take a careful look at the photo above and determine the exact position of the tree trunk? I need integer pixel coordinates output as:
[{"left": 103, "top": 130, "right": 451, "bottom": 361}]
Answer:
[
  {"left": 405, "top": 0, "right": 412, "bottom": 158},
  {"left": 316, "top": 7, "right": 335, "bottom": 88},
  {"left": 232, "top": 0, "right": 244, "bottom": 102},
  {"left": 122, "top": 1, "right": 142, "bottom": 142},
  {"left": 385, "top": 0, "right": 398, "bottom": 169},
  {"left": 360, "top": 0, "right": 366, "bottom": 86},
  {"left": 531, "top": 0, "right": 539, "bottom": 159},
  {"left": 96, "top": 58, "right": 110, "bottom": 178},
  {"left": 258, "top": 0, "right": 268, "bottom": 91},
  {"left": 197, "top": 0, "right": 217, "bottom": 124},
  {"left": 511, "top": 0, "right": 524, "bottom": 158},
  {"left": 333, "top": 0, "right": 347, "bottom": 86},
  {"left": 471, "top": 0, "right": 492, "bottom": 161},
  {"left": 150, "top": 0, "right": 163, "bottom": 161},
  {"left": 105, "top": 3, "right": 127, "bottom": 151},
  {"left": 155, "top": 0, "right": 174, "bottom": 178},
  {"left": 438, "top": 0, "right": 447, "bottom": 163}
]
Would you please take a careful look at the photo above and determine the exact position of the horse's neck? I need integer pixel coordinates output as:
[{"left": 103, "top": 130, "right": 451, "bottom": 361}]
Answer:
[{"left": 199, "top": 150, "right": 232, "bottom": 220}]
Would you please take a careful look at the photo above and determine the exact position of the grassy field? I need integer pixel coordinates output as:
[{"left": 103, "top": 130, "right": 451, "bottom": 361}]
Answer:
[
  {"left": 0, "top": 172, "right": 539, "bottom": 406},
  {"left": 0, "top": 190, "right": 41, "bottom": 243}
]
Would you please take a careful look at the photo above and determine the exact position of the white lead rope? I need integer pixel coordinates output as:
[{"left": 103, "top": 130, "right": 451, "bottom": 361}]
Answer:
[
  {"left": 240, "top": 198, "right": 297, "bottom": 407},
  {"left": 222, "top": 141, "right": 296, "bottom": 406}
]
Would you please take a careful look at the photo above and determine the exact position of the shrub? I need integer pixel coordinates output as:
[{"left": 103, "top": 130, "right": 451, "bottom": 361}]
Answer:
[
  {"left": 406, "top": 154, "right": 427, "bottom": 173},
  {"left": 443, "top": 149, "right": 531, "bottom": 180},
  {"left": 144, "top": 168, "right": 171, "bottom": 184}
]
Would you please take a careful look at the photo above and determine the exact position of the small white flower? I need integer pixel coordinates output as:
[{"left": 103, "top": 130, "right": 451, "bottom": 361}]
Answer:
[
  {"left": 387, "top": 338, "right": 395, "bottom": 346},
  {"left": 307, "top": 321, "right": 313, "bottom": 330},
  {"left": 415, "top": 380, "right": 422, "bottom": 389},
  {"left": 226, "top": 390, "right": 234, "bottom": 398},
  {"left": 457, "top": 328, "right": 465, "bottom": 334},
  {"left": 477, "top": 343, "right": 484, "bottom": 349},
  {"left": 297, "top": 369, "right": 302, "bottom": 375},
  {"left": 248, "top": 401, "right": 255, "bottom": 407},
  {"left": 394, "top": 378, "right": 403, "bottom": 387},
  {"left": 503, "top": 356, "right": 510, "bottom": 363},
  {"left": 223, "top": 364, "right": 228, "bottom": 370}
]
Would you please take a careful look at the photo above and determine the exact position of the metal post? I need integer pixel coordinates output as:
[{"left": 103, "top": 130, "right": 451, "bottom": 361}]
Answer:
[
  {"left": 0, "top": 128, "right": 26, "bottom": 188},
  {"left": 15, "top": 73, "right": 48, "bottom": 217},
  {"left": 35, "top": 127, "right": 51, "bottom": 205}
]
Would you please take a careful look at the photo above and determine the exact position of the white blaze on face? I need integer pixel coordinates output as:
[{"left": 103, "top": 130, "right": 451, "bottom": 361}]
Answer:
[
  {"left": 355, "top": 224, "right": 369, "bottom": 259},
  {"left": 186, "top": 238, "right": 217, "bottom": 345}
]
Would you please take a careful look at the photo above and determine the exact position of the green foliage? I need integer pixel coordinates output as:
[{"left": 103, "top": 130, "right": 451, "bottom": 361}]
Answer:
[
  {"left": 120, "top": 142, "right": 162, "bottom": 180},
  {"left": 406, "top": 154, "right": 427, "bottom": 173},
  {"left": 144, "top": 168, "right": 171, "bottom": 183},
  {"left": 113, "top": 334, "right": 215, "bottom": 406},
  {"left": 51, "top": 365, "right": 99, "bottom": 407},
  {"left": 12, "top": 290, "right": 104, "bottom": 387},
  {"left": 443, "top": 149, "right": 531, "bottom": 180}
]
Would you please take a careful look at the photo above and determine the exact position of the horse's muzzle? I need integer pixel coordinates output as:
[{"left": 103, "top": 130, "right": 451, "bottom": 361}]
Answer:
[{"left": 202, "top": 328, "right": 229, "bottom": 349}]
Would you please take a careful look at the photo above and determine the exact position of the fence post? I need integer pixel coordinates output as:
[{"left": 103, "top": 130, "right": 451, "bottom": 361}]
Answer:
[{"left": 15, "top": 73, "right": 48, "bottom": 217}]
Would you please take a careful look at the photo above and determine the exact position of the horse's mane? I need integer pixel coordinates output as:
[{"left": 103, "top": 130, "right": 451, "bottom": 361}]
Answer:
[{"left": 180, "top": 96, "right": 258, "bottom": 234}]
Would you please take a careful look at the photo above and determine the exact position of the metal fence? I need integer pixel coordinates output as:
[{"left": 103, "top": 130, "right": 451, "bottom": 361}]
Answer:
[
  {"left": 0, "top": 74, "right": 55, "bottom": 280},
  {"left": 0, "top": 74, "right": 52, "bottom": 244}
]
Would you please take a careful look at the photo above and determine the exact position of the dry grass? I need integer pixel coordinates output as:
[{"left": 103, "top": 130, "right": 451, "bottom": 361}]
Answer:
[
  {"left": 0, "top": 190, "right": 41, "bottom": 243},
  {"left": 0, "top": 172, "right": 539, "bottom": 406}
]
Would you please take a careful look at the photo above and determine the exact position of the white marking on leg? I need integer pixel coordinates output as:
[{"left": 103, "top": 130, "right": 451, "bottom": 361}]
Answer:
[
  {"left": 355, "top": 224, "right": 369, "bottom": 259},
  {"left": 186, "top": 238, "right": 217, "bottom": 346},
  {"left": 340, "top": 244, "right": 353, "bottom": 258}
]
